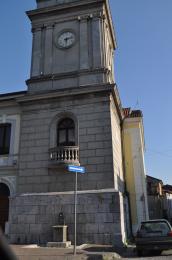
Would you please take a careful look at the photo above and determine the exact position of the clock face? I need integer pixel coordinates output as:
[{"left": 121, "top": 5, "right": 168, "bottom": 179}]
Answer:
[{"left": 57, "top": 31, "right": 76, "bottom": 49}]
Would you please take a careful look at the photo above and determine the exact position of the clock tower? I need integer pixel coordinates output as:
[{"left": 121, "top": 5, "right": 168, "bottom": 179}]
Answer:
[
  {"left": 7, "top": 0, "right": 128, "bottom": 247},
  {"left": 26, "top": 0, "right": 116, "bottom": 92}
]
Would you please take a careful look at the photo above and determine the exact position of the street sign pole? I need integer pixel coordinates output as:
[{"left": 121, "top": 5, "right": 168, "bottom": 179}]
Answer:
[
  {"left": 67, "top": 165, "right": 85, "bottom": 256},
  {"left": 74, "top": 171, "right": 77, "bottom": 255}
]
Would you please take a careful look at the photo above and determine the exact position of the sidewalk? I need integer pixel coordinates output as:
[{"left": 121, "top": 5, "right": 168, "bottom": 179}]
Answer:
[{"left": 11, "top": 244, "right": 122, "bottom": 260}]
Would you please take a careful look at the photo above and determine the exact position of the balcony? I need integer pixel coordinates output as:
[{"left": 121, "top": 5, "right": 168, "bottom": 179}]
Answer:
[
  {"left": 0, "top": 154, "right": 18, "bottom": 168},
  {"left": 49, "top": 146, "right": 80, "bottom": 167}
]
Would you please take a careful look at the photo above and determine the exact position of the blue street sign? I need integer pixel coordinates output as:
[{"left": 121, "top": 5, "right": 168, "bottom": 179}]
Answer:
[{"left": 68, "top": 165, "right": 85, "bottom": 174}]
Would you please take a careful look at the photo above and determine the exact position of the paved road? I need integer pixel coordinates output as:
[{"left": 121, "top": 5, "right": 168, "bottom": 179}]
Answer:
[
  {"left": 127, "top": 256, "right": 172, "bottom": 260},
  {"left": 123, "top": 249, "right": 172, "bottom": 260},
  {"left": 10, "top": 245, "right": 172, "bottom": 260}
]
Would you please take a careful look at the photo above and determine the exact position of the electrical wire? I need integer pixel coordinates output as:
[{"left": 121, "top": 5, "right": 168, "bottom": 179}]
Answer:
[{"left": 146, "top": 148, "right": 172, "bottom": 158}]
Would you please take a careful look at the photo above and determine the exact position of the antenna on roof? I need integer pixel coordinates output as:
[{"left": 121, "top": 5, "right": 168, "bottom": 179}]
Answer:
[{"left": 133, "top": 98, "right": 139, "bottom": 110}]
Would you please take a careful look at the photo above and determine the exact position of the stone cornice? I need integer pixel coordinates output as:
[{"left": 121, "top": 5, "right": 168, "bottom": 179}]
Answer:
[
  {"left": 0, "top": 91, "right": 27, "bottom": 103},
  {"left": 31, "top": 11, "right": 104, "bottom": 31},
  {"left": 27, "top": 0, "right": 117, "bottom": 49},
  {"left": 17, "top": 84, "right": 113, "bottom": 103},
  {"left": 26, "top": 67, "right": 109, "bottom": 85},
  {"left": 27, "top": 0, "right": 104, "bottom": 19},
  {"left": 0, "top": 84, "right": 123, "bottom": 122},
  {"left": 16, "top": 83, "right": 123, "bottom": 122}
]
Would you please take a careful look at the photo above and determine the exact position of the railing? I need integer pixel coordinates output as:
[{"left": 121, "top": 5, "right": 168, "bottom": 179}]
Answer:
[
  {"left": 0, "top": 154, "right": 18, "bottom": 167},
  {"left": 49, "top": 146, "right": 79, "bottom": 165}
]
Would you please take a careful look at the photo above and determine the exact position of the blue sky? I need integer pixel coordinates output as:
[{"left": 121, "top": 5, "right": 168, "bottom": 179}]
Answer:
[{"left": 0, "top": 1, "right": 172, "bottom": 184}]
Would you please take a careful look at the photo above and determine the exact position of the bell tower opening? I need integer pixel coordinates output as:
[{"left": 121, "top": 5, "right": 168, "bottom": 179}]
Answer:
[{"left": 0, "top": 183, "right": 10, "bottom": 232}]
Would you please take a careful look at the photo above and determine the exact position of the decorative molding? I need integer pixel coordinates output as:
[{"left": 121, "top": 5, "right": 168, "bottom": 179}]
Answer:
[
  {"left": 26, "top": 67, "right": 109, "bottom": 84},
  {"left": 78, "top": 11, "right": 104, "bottom": 21},
  {"left": 0, "top": 176, "right": 16, "bottom": 196},
  {"left": 17, "top": 83, "right": 113, "bottom": 104},
  {"left": 31, "top": 11, "right": 104, "bottom": 30},
  {"left": 27, "top": 0, "right": 105, "bottom": 19},
  {"left": 32, "top": 27, "right": 42, "bottom": 33}
]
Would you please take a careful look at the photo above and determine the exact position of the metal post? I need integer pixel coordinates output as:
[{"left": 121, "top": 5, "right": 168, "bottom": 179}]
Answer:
[{"left": 74, "top": 171, "right": 77, "bottom": 255}]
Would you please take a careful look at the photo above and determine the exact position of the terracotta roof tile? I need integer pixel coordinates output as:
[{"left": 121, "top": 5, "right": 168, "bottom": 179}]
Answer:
[
  {"left": 163, "top": 185, "right": 172, "bottom": 193},
  {"left": 123, "top": 107, "right": 143, "bottom": 118}
]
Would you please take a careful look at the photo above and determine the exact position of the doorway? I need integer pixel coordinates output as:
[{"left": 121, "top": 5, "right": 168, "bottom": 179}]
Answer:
[{"left": 0, "top": 183, "right": 10, "bottom": 232}]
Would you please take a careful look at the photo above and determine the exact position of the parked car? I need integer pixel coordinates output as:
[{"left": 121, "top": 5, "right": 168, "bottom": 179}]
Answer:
[{"left": 135, "top": 219, "right": 172, "bottom": 256}]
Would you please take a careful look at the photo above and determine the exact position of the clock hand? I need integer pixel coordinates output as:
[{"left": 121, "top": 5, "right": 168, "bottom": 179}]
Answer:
[
  {"left": 64, "top": 37, "right": 73, "bottom": 46},
  {"left": 64, "top": 36, "right": 73, "bottom": 41}
]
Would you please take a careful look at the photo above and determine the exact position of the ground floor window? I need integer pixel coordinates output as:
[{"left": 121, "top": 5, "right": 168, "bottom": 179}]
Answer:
[{"left": 0, "top": 124, "right": 11, "bottom": 155}]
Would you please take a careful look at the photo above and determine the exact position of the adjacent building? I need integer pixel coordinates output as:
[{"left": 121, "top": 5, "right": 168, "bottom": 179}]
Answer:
[
  {"left": 147, "top": 176, "right": 172, "bottom": 223},
  {"left": 163, "top": 185, "right": 172, "bottom": 223},
  {"left": 146, "top": 175, "right": 164, "bottom": 220},
  {"left": 123, "top": 109, "right": 149, "bottom": 234}
]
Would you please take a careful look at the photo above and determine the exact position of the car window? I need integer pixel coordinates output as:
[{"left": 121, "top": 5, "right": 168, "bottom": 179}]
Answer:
[{"left": 140, "top": 222, "right": 170, "bottom": 236}]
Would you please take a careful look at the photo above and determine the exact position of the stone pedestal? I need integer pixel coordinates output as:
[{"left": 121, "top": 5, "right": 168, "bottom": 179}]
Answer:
[
  {"left": 47, "top": 225, "right": 71, "bottom": 248},
  {"left": 53, "top": 225, "right": 67, "bottom": 242}
]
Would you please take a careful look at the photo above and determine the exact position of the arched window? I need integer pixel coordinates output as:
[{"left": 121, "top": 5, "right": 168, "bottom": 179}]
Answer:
[{"left": 57, "top": 118, "right": 75, "bottom": 146}]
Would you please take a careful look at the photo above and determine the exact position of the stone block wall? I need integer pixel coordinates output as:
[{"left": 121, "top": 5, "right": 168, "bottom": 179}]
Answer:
[
  {"left": 110, "top": 97, "right": 124, "bottom": 193},
  {"left": 9, "top": 191, "right": 124, "bottom": 246},
  {"left": 18, "top": 92, "right": 115, "bottom": 193}
]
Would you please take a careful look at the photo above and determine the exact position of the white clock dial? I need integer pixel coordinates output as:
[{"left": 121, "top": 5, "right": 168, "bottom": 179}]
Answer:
[{"left": 57, "top": 31, "right": 76, "bottom": 49}]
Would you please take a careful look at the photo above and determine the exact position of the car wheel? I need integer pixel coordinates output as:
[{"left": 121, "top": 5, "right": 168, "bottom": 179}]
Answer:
[
  {"left": 155, "top": 250, "right": 162, "bottom": 256},
  {"left": 137, "top": 249, "right": 143, "bottom": 257}
]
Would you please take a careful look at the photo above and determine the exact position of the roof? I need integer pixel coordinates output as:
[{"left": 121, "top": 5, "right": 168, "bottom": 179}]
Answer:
[
  {"left": 163, "top": 185, "right": 172, "bottom": 193},
  {"left": 123, "top": 107, "right": 143, "bottom": 118},
  {"left": 0, "top": 91, "right": 27, "bottom": 101},
  {"left": 141, "top": 219, "right": 171, "bottom": 224},
  {"left": 147, "top": 175, "right": 163, "bottom": 183}
]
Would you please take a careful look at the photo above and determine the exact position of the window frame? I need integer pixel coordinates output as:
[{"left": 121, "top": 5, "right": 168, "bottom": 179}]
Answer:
[
  {"left": 0, "top": 123, "right": 12, "bottom": 155},
  {"left": 57, "top": 118, "right": 75, "bottom": 146}
]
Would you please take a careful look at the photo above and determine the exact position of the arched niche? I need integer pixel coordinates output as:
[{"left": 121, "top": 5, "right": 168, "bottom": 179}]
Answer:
[
  {"left": 0, "top": 176, "right": 16, "bottom": 197},
  {"left": 50, "top": 111, "right": 79, "bottom": 148}
]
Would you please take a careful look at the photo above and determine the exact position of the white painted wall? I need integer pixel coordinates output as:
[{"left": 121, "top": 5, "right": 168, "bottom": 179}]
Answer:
[{"left": 124, "top": 117, "right": 149, "bottom": 234}]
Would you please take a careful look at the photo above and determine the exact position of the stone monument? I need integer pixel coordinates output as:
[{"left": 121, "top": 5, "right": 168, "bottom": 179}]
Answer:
[{"left": 47, "top": 213, "right": 71, "bottom": 248}]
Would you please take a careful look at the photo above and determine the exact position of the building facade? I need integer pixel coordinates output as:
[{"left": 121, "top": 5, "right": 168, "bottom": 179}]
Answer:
[
  {"left": 147, "top": 176, "right": 172, "bottom": 223},
  {"left": 0, "top": 0, "right": 148, "bottom": 246},
  {"left": 163, "top": 185, "right": 172, "bottom": 223},
  {"left": 123, "top": 109, "right": 149, "bottom": 235}
]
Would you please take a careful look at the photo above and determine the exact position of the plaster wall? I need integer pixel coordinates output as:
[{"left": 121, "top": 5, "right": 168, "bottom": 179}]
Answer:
[{"left": 123, "top": 119, "right": 149, "bottom": 234}]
